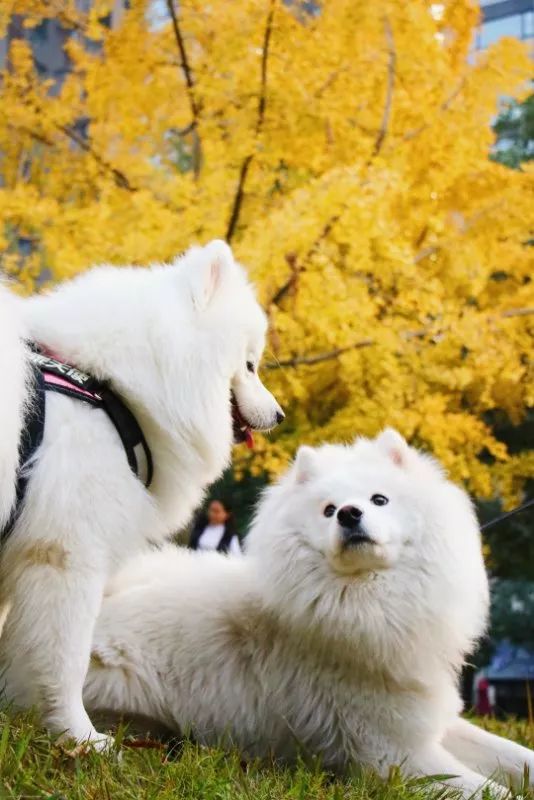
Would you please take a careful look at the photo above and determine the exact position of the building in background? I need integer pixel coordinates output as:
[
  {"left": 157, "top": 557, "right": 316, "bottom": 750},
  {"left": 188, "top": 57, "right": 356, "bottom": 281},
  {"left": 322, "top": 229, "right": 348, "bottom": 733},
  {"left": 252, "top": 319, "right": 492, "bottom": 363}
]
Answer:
[
  {"left": 2, "top": 2, "right": 532, "bottom": 81},
  {"left": 476, "top": 0, "right": 533, "bottom": 51},
  {"left": 475, "top": 640, "right": 534, "bottom": 718},
  {"left": 477, "top": 1, "right": 533, "bottom": 164},
  {"left": 0, "top": 1, "right": 127, "bottom": 92}
]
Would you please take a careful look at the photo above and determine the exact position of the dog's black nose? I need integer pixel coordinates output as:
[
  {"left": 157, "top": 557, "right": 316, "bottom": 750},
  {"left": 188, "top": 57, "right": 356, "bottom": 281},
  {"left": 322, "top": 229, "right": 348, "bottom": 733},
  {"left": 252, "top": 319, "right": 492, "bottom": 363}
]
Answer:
[
  {"left": 337, "top": 505, "right": 363, "bottom": 530},
  {"left": 275, "top": 410, "right": 285, "bottom": 425}
]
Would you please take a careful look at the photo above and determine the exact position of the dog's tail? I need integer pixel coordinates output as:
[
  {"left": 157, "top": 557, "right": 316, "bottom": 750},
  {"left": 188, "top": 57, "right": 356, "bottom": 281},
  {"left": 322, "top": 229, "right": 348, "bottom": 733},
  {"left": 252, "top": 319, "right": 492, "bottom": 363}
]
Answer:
[{"left": 0, "top": 284, "right": 29, "bottom": 530}]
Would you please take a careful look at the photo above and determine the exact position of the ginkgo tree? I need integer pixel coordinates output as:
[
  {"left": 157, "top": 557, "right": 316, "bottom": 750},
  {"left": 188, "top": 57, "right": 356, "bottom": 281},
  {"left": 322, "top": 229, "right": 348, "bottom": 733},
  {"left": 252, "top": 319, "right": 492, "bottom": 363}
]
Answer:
[{"left": 0, "top": 0, "right": 532, "bottom": 504}]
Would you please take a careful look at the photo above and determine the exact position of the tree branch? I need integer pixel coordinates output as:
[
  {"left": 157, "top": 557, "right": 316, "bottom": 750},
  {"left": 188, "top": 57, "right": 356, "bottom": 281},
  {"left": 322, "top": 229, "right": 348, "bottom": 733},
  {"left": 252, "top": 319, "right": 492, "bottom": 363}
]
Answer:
[
  {"left": 369, "top": 17, "right": 395, "bottom": 162},
  {"left": 314, "top": 67, "right": 349, "bottom": 99},
  {"left": 225, "top": 155, "right": 253, "bottom": 244},
  {"left": 255, "top": 0, "right": 274, "bottom": 137},
  {"left": 10, "top": 123, "right": 54, "bottom": 148},
  {"left": 57, "top": 124, "right": 136, "bottom": 192},
  {"left": 268, "top": 214, "right": 340, "bottom": 308},
  {"left": 265, "top": 309, "right": 534, "bottom": 370},
  {"left": 9, "top": 118, "right": 136, "bottom": 192},
  {"left": 165, "top": 0, "right": 202, "bottom": 177},
  {"left": 266, "top": 339, "right": 375, "bottom": 369},
  {"left": 11, "top": 119, "right": 185, "bottom": 212},
  {"left": 414, "top": 245, "right": 438, "bottom": 264},
  {"left": 413, "top": 201, "right": 506, "bottom": 264},
  {"left": 270, "top": 274, "right": 297, "bottom": 308},
  {"left": 226, "top": 0, "right": 276, "bottom": 243},
  {"left": 402, "top": 78, "right": 466, "bottom": 143},
  {"left": 498, "top": 307, "right": 534, "bottom": 319},
  {"left": 269, "top": 252, "right": 300, "bottom": 306}
]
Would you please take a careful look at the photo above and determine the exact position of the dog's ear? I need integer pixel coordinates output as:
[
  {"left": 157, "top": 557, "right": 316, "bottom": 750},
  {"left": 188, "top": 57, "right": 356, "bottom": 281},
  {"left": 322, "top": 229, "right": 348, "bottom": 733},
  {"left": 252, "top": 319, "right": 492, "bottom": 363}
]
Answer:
[
  {"left": 189, "top": 240, "right": 236, "bottom": 311},
  {"left": 293, "top": 445, "right": 319, "bottom": 484},
  {"left": 374, "top": 428, "right": 410, "bottom": 468}
]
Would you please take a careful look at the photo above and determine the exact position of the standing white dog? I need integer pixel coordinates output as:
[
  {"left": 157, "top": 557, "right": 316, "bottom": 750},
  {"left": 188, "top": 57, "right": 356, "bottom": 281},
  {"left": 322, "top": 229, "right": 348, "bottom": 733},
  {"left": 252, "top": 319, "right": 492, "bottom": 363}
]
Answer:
[
  {"left": 85, "top": 430, "right": 534, "bottom": 797},
  {"left": 0, "top": 240, "right": 283, "bottom": 747}
]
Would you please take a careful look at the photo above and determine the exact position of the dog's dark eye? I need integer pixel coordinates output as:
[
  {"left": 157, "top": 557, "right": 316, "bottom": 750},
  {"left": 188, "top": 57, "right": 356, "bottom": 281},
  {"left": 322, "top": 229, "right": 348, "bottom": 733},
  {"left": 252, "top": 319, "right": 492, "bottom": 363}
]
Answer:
[
  {"left": 371, "top": 494, "right": 389, "bottom": 506},
  {"left": 324, "top": 504, "right": 336, "bottom": 518},
  {"left": 246, "top": 361, "right": 255, "bottom": 373}
]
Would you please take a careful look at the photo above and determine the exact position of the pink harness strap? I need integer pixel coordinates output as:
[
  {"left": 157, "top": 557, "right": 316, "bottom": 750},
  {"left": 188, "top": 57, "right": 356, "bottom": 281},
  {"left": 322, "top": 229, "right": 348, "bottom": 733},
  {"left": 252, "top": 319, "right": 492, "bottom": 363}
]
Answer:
[
  {"left": 27, "top": 342, "right": 154, "bottom": 489},
  {"left": 34, "top": 345, "right": 102, "bottom": 403},
  {"left": 42, "top": 372, "right": 102, "bottom": 402}
]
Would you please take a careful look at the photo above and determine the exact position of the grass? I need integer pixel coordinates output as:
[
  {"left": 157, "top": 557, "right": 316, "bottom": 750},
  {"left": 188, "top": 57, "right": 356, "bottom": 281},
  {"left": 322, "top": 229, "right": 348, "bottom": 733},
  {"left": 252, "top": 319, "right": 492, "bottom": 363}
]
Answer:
[{"left": 0, "top": 712, "right": 533, "bottom": 800}]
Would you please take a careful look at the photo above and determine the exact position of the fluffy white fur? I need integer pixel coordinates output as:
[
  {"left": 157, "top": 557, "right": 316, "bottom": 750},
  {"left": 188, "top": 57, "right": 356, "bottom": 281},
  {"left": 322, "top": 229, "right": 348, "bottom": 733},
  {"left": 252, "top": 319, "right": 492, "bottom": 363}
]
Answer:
[
  {"left": 0, "top": 240, "right": 282, "bottom": 747},
  {"left": 84, "top": 430, "right": 534, "bottom": 797},
  {"left": 0, "top": 285, "right": 29, "bottom": 530}
]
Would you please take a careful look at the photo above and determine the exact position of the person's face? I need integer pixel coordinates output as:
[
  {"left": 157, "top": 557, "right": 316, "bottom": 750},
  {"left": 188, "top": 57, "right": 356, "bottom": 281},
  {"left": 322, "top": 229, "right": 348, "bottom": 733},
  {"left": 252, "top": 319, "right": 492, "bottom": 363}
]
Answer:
[{"left": 208, "top": 501, "right": 229, "bottom": 525}]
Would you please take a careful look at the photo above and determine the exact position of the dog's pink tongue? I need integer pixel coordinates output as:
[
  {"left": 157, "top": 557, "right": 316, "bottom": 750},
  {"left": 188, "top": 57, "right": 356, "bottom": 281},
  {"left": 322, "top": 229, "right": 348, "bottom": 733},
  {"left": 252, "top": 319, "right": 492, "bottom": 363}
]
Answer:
[{"left": 245, "top": 428, "right": 254, "bottom": 449}]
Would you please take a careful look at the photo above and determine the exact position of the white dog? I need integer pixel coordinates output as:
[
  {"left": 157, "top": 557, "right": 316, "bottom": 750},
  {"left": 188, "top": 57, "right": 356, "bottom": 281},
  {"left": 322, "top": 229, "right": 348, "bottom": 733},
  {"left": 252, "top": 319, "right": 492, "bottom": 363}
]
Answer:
[
  {"left": 84, "top": 430, "right": 534, "bottom": 797},
  {"left": 0, "top": 240, "right": 283, "bottom": 747}
]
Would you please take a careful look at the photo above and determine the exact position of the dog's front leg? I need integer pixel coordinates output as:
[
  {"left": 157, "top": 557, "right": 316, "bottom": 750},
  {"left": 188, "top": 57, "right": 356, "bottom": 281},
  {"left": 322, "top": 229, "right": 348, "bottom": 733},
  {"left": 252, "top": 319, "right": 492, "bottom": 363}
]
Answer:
[
  {"left": 399, "top": 741, "right": 509, "bottom": 799},
  {"left": 1, "top": 542, "right": 112, "bottom": 749},
  {"left": 443, "top": 716, "right": 534, "bottom": 791}
]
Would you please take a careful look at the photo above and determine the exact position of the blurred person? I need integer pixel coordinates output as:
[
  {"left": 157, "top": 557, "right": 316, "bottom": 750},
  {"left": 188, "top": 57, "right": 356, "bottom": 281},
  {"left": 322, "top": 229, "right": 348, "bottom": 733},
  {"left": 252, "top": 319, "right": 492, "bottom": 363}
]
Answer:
[
  {"left": 189, "top": 498, "right": 241, "bottom": 555},
  {"left": 474, "top": 673, "right": 496, "bottom": 717}
]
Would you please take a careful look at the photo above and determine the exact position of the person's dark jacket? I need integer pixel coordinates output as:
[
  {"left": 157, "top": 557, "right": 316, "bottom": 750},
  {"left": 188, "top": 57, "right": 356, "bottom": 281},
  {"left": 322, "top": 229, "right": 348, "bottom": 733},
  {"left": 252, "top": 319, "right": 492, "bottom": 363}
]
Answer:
[{"left": 188, "top": 513, "right": 239, "bottom": 554}]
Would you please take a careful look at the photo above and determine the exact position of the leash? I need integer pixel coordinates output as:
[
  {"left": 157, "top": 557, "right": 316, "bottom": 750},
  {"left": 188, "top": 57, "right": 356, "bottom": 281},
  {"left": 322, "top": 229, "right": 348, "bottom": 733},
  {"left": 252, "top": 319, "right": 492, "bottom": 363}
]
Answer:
[
  {"left": 1, "top": 344, "right": 153, "bottom": 542},
  {"left": 480, "top": 497, "right": 534, "bottom": 531}
]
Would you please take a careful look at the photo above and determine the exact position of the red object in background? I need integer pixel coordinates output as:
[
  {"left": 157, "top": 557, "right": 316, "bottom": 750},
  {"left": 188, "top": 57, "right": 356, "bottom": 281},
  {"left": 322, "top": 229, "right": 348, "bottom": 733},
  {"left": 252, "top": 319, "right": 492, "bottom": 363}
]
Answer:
[{"left": 476, "top": 677, "right": 492, "bottom": 716}]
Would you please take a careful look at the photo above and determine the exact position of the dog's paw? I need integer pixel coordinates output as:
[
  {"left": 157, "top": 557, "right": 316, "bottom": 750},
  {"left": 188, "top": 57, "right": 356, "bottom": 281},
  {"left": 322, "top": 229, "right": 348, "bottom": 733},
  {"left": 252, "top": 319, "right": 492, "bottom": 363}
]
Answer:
[
  {"left": 89, "top": 731, "right": 116, "bottom": 754},
  {"left": 58, "top": 730, "right": 117, "bottom": 758}
]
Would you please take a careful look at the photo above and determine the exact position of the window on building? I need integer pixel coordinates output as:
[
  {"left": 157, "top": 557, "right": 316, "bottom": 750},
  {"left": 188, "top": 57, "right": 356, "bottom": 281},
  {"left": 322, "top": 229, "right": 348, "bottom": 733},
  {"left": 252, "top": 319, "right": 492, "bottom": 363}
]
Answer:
[{"left": 475, "top": 0, "right": 534, "bottom": 51}]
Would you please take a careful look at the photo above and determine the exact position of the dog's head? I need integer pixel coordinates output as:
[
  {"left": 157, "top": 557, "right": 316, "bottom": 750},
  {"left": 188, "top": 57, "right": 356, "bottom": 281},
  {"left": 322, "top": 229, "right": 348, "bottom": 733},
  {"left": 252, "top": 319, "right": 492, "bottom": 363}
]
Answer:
[
  {"left": 184, "top": 240, "right": 283, "bottom": 446},
  {"left": 287, "top": 429, "right": 435, "bottom": 575},
  {"left": 259, "top": 428, "right": 481, "bottom": 574},
  {"left": 247, "top": 429, "right": 488, "bottom": 657}
]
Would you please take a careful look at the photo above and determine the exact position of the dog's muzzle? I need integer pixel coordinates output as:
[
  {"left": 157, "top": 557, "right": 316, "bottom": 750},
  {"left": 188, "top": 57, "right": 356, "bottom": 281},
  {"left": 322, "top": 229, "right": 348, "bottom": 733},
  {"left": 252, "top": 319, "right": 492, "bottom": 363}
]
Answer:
[
  {"left": 337, "top": 506, "right": 374, "bottom": 548},
  {"left": 231, "top": 394, "right": 284, "bottom": 449}
]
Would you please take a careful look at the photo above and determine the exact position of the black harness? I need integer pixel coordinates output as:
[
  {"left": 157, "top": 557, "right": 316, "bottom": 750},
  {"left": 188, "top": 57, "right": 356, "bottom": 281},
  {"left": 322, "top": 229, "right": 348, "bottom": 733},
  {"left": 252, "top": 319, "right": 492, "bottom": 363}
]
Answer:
[{"left": 1, "top": 345, "right": 153, "bottom": 542}]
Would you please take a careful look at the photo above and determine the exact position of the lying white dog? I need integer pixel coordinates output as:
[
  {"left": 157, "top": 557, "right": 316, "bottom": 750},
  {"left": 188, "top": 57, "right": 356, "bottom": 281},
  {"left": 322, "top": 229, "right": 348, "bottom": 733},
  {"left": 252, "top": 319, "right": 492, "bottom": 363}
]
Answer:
[
  {"left": 85, "top": 430, "right": 533, "bottom": 797},
  {"left": 0, "top": 240, "right": 282, "bottom": 747}
]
